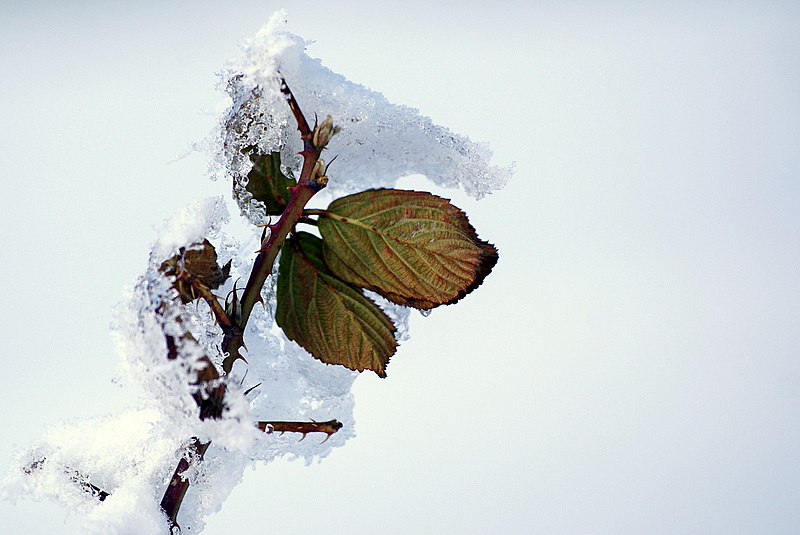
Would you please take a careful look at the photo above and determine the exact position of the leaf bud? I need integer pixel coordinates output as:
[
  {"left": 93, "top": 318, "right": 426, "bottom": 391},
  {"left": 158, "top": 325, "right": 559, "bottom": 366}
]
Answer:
[
  {"left": 311, "top": 158, "right": 329, "bottom": 187},
  {"left": 312, "top": 158, "right": 324, "bottom": 178},
  {"left": 312, "top": 115, "right": 339, "bottom": 149}
]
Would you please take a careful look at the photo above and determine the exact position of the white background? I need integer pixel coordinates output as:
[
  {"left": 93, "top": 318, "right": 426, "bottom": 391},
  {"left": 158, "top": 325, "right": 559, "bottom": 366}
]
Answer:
[{"left": 2, "top": 1, "right": 799, "bottom": 533}]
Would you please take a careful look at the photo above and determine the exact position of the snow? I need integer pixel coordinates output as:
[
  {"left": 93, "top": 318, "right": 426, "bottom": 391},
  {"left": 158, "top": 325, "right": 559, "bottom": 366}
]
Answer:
[
  {"left": 3, "top": 11, "right": 508, "bottom": 534},
  {"left": 219, "top": 9, "right": 513, "bottom": 213}
]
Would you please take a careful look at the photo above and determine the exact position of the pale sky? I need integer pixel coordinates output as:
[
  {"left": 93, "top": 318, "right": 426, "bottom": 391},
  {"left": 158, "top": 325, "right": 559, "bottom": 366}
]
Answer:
[{"left": 2, "top": 1, "right": 799, "bottom": 533}]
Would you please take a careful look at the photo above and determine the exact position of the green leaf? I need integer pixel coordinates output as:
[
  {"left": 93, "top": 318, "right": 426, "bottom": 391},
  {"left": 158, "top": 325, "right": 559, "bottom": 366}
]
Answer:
[
  {"left": 275, "top": 232, "right": 397, "bottom": 377},
  {"left": 159, "top": 239, "right": 231, "bottom": 303},
  {"left": 317, "top": 188, "right": 498, "bottom": 310},
  {"left": 243, "top": 151, "right": 296, "bottom": 215}
]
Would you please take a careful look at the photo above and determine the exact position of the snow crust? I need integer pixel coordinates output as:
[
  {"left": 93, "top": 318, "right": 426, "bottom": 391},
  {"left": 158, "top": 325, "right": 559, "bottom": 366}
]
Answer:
[
  {"left": 4, "top": 11, "right": 509, "bottom": 534},
  {"left": 219, "top": 9, "right": 512, "bottom": 210}
]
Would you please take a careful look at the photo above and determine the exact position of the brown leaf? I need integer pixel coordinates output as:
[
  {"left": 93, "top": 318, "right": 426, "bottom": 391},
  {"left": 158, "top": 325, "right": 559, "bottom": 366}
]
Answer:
[{"left": 159, "top": 239, "right": 231, "bottom": 303}]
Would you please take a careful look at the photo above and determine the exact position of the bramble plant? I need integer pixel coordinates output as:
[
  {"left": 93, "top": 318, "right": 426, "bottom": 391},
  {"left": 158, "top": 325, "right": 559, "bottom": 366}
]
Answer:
[
  {"left": 157, "top": 78, "right": 497, "bottom": 526},
  {"left": 9, "top": 12, "right": 510, "bottom": 534}
]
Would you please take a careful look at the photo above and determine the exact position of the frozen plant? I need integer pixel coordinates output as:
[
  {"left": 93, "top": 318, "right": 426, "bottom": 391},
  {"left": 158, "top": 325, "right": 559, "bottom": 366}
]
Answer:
[{"left": 5, "top": 11, "right": 511, "bottom": 534}]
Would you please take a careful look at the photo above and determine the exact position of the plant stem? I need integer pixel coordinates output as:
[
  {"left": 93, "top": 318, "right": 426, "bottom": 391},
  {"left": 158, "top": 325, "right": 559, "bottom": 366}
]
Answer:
[
  {"left": 258, "top": 419, "right": 343, "bottom": 440},
  {"left": 300, "top": 208, "right": 329, "bottom": 218},
  {"left": 222, "top": 78, "right": 328, "bottom": 370},
  {"left": 162, "top": 77, "right": 332, "bottom": 530},
  {"left": 160, "top": 438, "right": 210, "bottom": 530}
]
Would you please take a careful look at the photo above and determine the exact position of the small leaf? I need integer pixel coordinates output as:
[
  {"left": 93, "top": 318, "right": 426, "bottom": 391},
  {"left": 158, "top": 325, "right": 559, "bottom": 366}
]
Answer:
[
  {"left": 317, "top": 188, "right": 498, "bottom": 309},
  {"left": 276, "top": 232, "right": 397, "bottom": 377},
  {"left": 242, "top": 151, "right": 296, "bottom": 215},
  {"left": 160, "top": 239, "right": 231, "bottom": 303}
]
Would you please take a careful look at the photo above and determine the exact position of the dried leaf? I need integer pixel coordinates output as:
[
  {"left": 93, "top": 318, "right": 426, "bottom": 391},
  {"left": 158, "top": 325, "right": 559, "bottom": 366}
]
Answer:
[
  {"left": 275, "top": 232, "right": 397, "bottom": 377},
  {"left": 318, "top": 188, "right": 498, "bottom": 309},
  {"left": 160, "top": 239, "right": 231, "bottom": 303}
]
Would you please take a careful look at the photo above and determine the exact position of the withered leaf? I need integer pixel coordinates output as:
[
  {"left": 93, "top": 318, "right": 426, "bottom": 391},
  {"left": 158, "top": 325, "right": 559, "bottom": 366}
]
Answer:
[{"left": 160, "top": 239, "right": 231, "bottom": 303}]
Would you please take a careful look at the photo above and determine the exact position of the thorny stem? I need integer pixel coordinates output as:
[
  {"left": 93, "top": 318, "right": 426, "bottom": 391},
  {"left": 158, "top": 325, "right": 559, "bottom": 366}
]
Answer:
[
  {"left": 222, "top": 77, "right": 329, "bottom": 368},
  {"left": 160, "top": 438, "right": 210, "bottom": 530},
  {"left": 160, "top": 419, "right": 343, "bottom": 528},
  {"left": 258, "top": 419, "right": 343, "bottom": 441},
  {"left": 280, "top": 76, "right": 313, "bottom": 137},
  {"left": 159, "top": 331, "right": 224, "bottom": 528},
  {"left": 29, "top": 419, "right": 342, "bottom": 512},
  {"left": 161, "top": 77, "right": 335, "bottom": 531},
  {"left": 17, "top": 78, "right": 340, "bottom": 532}
]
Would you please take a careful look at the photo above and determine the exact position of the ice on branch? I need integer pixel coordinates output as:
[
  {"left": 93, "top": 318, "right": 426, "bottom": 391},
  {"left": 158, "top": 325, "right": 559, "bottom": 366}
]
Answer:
[
  {"left": 6, "top": 196, "right": 357, "bottom": 533},
  {"left": 219, "top": 9, "right": 513, "bottom": 221}
]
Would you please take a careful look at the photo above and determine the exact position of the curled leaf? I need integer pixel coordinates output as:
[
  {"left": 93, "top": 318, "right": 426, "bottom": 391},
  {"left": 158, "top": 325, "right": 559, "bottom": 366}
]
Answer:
[
  {"left": 275, "top": 232, "right": 397, "bottom": 377},
  {"left": 317, "top": 188, "right": 498, "bottom": 309},
  {"left": 159, "top": 239, "right": 231, "bottom": 303}
]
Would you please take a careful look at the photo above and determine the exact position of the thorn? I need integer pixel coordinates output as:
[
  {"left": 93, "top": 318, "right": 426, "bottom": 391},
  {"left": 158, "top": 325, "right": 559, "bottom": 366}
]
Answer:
[
  {"left": 243, "top": 382, "right": 261, "bottom": 396},
  {"left": 299, "top": 433, "right": 307, "bottom": 442},
  {"left": 320, "top": 434, "right": 331, "bottom": 444},
  {"left": 324, "top": 154, "right": 339, "bottom": 174}
]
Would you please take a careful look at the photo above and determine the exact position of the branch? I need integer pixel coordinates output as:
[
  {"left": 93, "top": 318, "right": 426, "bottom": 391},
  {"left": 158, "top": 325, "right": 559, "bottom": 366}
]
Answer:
[
  {"left": 23, "top": 458, "right": 110, "bottom": 502},
  {"left": 258, "top": 419, "right": 343, "bottom": 442},
  {"left": 160, "top": 420, "right": 344, "bottom": 528},
  {"left": 160, "top": 438, "right": 210, "bottom": 531},
  {"left": 34, "top": 419, "right": 343, "bottom": 513},
  {"left": 280, "top": 76, "right": 312, "bottom": 138},
  {"left": 222, "top": 78, "right": 332, "bottom": 372},
  {"left": 161, "top": 77, "right": 338, "bottom": 530}
]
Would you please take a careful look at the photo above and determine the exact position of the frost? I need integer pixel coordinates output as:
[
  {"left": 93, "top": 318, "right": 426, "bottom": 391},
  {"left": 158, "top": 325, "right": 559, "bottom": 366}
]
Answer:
[
  {"left": 149, "top": 197, "right": 229, "bottom": 263},
  {"left": 6, "top": 408, "right": 177, "bottom": 535},
  {"left": 5, "top": 10, "right": 508, "bottom": 534},
  {"left": 218, "top": 9, "right": 513, "bottom": 208},
  {"left": 6, "top": 197, "right": 357, "bottom": 534}
]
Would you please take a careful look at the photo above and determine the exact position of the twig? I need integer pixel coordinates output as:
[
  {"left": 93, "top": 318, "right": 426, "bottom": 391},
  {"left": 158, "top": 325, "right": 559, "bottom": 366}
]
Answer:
[
  {"left": 222, "top": 78, "right": 330, "bottom": 371},
  {"left": 280, "top": 77, "right": 313, "bottom": 138},
  {"left": 23, "top": 458, "right": 110, "bottom": 502},
  {"left": 161, "top": 77, "right": 335, "bottom": 530},
  {"left": 258, "top": 419, "right": 343, "bottom": 441},
  {"left": 33, "top": 419, "right": 343, "bottom": 510},
  {"left": 160, "top": 438, "right": 210, "bottom": 531}
]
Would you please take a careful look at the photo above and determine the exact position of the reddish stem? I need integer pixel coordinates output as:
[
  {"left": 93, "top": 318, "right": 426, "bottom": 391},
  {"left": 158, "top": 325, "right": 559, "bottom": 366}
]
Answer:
[
  {"left": 160, "top": 439, "right": 210, "bottom": 530},
  {"left": 258, "top": 419, "right": 343, "bottom": 440},
  {"left": 162, "top": 78, "right": 333, "bottom": 530},
  {"left": 222, "top": 78, "right": 327, "bottom": 369}
]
